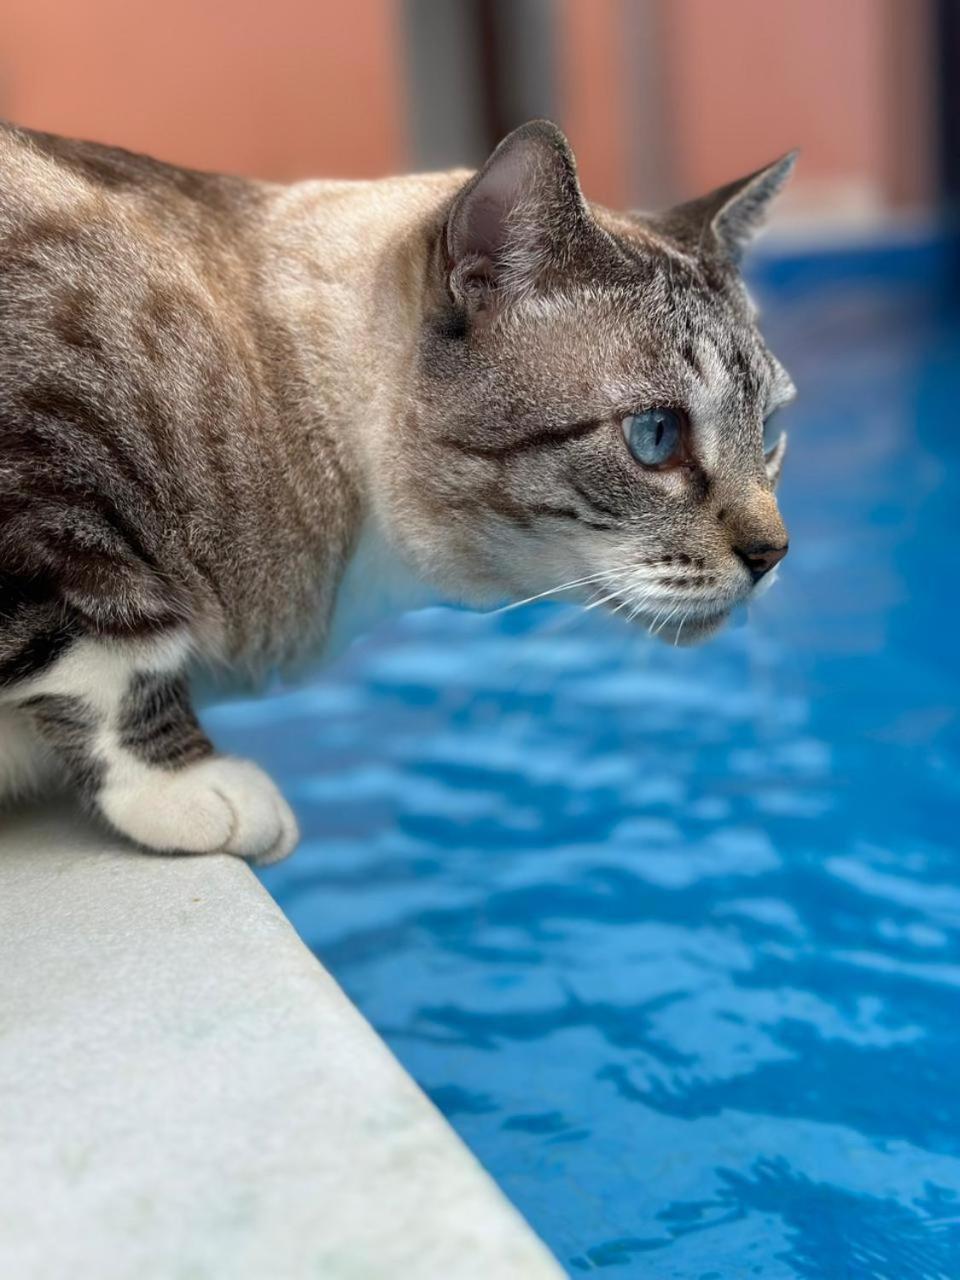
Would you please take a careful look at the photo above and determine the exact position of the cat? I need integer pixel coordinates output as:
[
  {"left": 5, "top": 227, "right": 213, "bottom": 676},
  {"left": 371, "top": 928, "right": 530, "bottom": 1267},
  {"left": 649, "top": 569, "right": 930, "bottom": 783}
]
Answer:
[{"left": 0, "top": 118, "right": 794, "bottom": 865}]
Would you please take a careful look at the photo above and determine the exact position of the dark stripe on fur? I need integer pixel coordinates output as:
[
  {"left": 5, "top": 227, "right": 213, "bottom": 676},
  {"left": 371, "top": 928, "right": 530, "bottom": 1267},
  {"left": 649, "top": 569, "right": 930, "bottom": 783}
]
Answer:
[
  {"left": 0, "top": 622, "right": 76, "bottom": 688},
  {"left": 118, "top": 672, "right": 212, "bottom": 769},
  {"left": 20, "top": 693, "right": 103, "bottom": 795},
  {"left": 0, "top": 575, "right": 78, "bottom": 688},
  {"left": 681, "top": 338, "right": 705, "bottom": 380},
  {"left": 565, "top": 476, "right": 623, "bottom": 522},
  {"left": 527, "top": 504, "right": 616, "bottom": 531},
  {"left": 446, "top": 493, "right": 615, "bottom": 532},
  {"left": 439, "top": 417, "right": 603, "bottom": 459}
]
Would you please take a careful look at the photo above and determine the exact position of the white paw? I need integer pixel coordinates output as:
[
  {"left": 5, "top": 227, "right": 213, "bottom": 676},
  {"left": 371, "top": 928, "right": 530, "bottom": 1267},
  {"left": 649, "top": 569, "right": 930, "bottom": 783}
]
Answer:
[{"left": 99, "top": 756, "right": 299, "bottom": 865}]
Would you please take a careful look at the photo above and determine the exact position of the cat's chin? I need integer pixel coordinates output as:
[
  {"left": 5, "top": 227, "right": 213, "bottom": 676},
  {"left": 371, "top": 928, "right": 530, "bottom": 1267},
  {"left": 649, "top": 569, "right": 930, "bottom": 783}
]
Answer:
[{"left": 644, "top": 609, "right": 731, "bottom": 647}]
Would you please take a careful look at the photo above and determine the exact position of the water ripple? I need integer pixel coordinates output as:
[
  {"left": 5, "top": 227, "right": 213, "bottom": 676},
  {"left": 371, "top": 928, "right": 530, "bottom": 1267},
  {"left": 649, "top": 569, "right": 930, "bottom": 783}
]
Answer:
[{"left": 205, "top": 284, "right": 960, "bottom": 1276}]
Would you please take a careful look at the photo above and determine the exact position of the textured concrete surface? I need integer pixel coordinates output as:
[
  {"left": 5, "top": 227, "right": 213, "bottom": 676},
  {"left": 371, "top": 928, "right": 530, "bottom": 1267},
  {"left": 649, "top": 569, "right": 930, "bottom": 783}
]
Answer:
[{"left": 0, "top": 806, "right": 562, "bottom": 1280}]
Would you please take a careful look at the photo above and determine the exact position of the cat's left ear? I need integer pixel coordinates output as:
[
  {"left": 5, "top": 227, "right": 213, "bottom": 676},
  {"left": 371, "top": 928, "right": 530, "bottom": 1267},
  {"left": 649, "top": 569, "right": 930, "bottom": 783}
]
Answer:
[
  {"left": 662, "top": 152, "right": 798, "bottom": 264},
  {"left": 445, "top": 120, "right": 589, "bottom": 317}
]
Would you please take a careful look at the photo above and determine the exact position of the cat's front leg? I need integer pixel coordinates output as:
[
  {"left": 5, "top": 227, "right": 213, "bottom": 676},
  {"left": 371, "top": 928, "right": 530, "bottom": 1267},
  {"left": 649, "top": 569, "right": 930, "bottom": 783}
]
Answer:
[
  {"left": 15, "top": 636, "right": 298, "bottom": 866},
  {"left": 0, "top": 705, "right": 59, "bottom": 806}
]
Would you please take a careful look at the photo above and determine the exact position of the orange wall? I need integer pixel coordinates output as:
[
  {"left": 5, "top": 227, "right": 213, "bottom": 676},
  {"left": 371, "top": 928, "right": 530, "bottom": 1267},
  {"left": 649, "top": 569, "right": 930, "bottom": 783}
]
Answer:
[
  {"left": 664, "top": 0, "right": 887, "bottom": 207},
  {"left": 0, "top": 0, "right": 407, "bottom": 179},
  {"left": 0, "top": 1, "right": 936, "bottom": 212},
  {"left": 559, "top": 0, "right": 935, "bottom": 217},
  {"left": 559, "top": 0, "right": 631, "bottom": 208}
]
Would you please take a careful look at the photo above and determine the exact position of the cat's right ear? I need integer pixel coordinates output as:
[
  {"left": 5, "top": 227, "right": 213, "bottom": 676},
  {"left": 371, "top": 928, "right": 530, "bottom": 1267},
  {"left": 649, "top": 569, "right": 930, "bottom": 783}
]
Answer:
[
  {"left": 445, "top": 120, "right": 588, "bottom": 319},
  {"left": 658, "top": 152, "right": 798, "bottom": 264}
]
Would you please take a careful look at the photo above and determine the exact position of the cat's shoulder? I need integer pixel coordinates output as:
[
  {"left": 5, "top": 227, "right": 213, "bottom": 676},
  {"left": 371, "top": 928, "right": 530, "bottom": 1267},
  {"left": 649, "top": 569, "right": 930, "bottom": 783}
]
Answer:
[{"left": 0, "top": 121, "right": 259, "bottom": 224}]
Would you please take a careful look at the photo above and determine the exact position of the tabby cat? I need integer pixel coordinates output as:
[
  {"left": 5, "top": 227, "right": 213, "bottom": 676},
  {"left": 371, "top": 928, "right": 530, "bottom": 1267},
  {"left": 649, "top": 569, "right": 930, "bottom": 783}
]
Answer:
[{"left": 0, "top": 119, "right": 794, "bottom": 864}]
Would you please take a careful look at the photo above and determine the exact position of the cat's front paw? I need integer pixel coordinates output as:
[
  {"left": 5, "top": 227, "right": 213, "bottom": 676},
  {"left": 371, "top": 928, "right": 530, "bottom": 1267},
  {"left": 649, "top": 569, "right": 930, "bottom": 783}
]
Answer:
[{"left": 99, "top": 756, "right": 299, "bottom": 866}]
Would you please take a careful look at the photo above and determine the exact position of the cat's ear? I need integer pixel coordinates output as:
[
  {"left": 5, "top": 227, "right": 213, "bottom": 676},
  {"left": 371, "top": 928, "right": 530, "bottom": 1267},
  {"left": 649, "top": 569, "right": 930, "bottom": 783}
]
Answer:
[
  {"left": 445, "top": 120, "right": 588, "bottom": 316},
  {"left": 661, "top": 152, "right": 798, "bottom": 263}
]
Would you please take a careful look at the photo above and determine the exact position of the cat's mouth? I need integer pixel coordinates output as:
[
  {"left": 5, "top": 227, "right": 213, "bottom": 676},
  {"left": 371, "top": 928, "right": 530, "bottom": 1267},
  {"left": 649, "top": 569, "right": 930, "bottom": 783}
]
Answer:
[
  {"left": 603, "top": 595, "right": 732, "bottom": 646},
  {"left": 651, "top": 609, "right": 731, "bottom": 646}
]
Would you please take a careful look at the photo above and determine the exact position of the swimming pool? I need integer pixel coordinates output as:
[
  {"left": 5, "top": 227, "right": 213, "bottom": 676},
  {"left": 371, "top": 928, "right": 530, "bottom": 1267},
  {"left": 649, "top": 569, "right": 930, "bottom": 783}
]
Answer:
[{"left": 207, "top": 254, "right": 960, "bottom": 1278}]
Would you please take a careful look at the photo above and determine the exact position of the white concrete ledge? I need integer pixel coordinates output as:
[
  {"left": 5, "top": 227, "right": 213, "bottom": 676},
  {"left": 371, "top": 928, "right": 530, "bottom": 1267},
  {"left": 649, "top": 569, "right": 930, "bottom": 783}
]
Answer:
[{"left": 0, "top": 808, "right": 562, "bottom": 1280}]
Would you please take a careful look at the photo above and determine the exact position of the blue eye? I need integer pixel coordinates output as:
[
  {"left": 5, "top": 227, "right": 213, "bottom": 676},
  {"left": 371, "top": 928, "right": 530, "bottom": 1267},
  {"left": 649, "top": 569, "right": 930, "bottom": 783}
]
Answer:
[{"left": 622, "top": 408, "right": 684, "bottom": 467}]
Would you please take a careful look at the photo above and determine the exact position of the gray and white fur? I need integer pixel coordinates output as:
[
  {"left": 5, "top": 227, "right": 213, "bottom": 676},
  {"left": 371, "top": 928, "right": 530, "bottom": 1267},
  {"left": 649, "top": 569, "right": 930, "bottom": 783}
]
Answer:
[{"left": 0, "top": 119, "right": 795, "bottom": 863}]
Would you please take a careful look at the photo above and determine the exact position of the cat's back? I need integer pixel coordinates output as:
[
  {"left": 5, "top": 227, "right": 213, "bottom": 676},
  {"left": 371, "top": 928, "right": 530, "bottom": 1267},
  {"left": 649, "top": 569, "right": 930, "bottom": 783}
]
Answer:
[
  {"left": 0, "top": 122, "right": 270, "bottom": 357},
  {"left": 0, "top": 125, "right": 288, "bottom": 652},
  {"left": 0, "top": 120, "right": 262, "bottom": 229},
  {"left": 0, "top": 123, "right": 269, "bottom": 334}
]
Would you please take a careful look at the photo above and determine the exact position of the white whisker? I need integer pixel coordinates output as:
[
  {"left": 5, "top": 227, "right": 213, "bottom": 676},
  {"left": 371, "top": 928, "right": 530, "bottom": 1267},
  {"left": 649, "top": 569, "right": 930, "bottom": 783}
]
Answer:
[
  {"left": 653, "top": 603, "right": 684, "bottom": 637},
  {"left": 582, "top": 578, "right": 649, "bottom": 615},
  {"left": 488, "top": 569, "right": 628, "bottom": 617}
]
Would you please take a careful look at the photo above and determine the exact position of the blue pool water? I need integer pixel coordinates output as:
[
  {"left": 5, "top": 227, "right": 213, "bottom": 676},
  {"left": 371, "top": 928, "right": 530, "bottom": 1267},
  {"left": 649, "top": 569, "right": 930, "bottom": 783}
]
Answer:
[{"left": 207, "top": 258, "right": 960, "bottom": 1278}]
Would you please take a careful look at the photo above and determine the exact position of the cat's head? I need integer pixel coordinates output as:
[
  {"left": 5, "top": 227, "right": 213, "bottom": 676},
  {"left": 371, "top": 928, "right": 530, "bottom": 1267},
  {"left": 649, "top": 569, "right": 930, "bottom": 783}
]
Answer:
[{"left": 392, "top": 120, "right": 796, "bottom": 644}]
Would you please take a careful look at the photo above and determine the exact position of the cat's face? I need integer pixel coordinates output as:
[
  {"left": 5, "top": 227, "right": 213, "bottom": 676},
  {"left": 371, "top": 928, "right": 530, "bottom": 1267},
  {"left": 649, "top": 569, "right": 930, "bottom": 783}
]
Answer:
[{"left": 393, "top": 122, "right": 795, "bottom": 644}]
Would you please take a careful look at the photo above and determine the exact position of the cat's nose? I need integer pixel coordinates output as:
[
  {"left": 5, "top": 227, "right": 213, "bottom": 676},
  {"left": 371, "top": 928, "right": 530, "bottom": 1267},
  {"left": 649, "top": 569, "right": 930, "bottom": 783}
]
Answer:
[{"left": 735, "top": 540, "right": 789, "bottom": 581}]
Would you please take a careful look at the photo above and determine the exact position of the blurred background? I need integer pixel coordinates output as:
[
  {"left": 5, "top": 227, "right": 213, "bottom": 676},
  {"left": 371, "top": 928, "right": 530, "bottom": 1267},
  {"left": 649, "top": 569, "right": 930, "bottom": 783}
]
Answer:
[{"left": 1, "top": 0, "right": 954, "bottom": 230}]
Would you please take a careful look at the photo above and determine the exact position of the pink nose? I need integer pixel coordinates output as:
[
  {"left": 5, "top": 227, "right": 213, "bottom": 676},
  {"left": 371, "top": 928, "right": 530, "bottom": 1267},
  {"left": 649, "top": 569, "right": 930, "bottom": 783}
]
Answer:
[{"left": 735, "top": 541, "right": 789, "bottom": 581}]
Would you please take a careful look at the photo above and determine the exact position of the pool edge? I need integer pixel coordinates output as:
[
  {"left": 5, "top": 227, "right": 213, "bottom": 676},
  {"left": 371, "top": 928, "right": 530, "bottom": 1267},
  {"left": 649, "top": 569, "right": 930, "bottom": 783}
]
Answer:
[{"left": 0, "top": 805, "right": 564, "bottom": 1280}]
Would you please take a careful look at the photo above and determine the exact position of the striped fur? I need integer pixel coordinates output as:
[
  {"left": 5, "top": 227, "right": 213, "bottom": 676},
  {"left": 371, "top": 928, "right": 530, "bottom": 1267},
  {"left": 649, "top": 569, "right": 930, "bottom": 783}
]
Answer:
[
  {"left": 0, "top": 118, "right": 794, "bottom": 862},
  {"left": 117, "top": 673, "right": 212, "bottom": 769}
]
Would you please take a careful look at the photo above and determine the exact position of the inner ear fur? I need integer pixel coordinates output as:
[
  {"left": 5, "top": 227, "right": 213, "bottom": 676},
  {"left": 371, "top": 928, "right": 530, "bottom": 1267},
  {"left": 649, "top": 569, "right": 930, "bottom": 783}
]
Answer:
[{"left": 445, "top": 119, "right": 591, "bottom": 314}]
